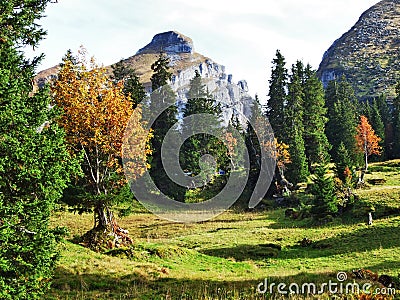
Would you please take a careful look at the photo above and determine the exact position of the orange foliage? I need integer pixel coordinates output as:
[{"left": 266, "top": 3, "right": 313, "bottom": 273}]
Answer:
[
  {"left": 355, "top": 115, "right": 382, "bottom": 157},
  {"left": 51, "top": 49, "right": 148, "bottom": 194},
  {"left": 224, "top": 131, "right": 237, "bottom": 158},
  {"left": 263, "top": 138, "right": 291, "bottom": 170}
]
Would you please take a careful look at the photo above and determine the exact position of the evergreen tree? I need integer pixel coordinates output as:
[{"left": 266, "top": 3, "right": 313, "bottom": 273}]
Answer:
[
  {"left": 112, "top": 59, "right": 146, "bottom": 108},
  {"left": 227, "top": 113, "right": 246, "bottom": 170},
  {"left": 181, "top": 70, "right": 223, "bottom": 176},
  {"left": 361, "top": 100, "right": 372, "bottom": 121},
  {"left": 370, "top": 99, "right": 385, "bottom": 159},
  {"left": 285, "top": 61, "right": 308, "bottom": 183},
  {"left": 148, "top": 53, "right": 183, "bottom": 201},
  {"left": 335, "top": 142, "right": 353, "bottom": 182},
  {"left": 245, "top": 96, "right": 263, "bottom": 194},
  {"left": 325, "top": 76, "right": 360, "bottom": 168},
  {"left": 0, "top": 1, "right": 78, "bottom": 298},
  {"left": 392, "top": 82, "right": 400, "bottom": 158},
  {"left": 302, "top": 64, "right": 331, "bottom": 168},
  {"left": 150, "top": 52, "right": 173, "bottom": 91},
  {"left": 375, "top": 94, "right": 392, "bottom": 158},
  {"left": 375, "top": 94, "right": 391, "bottom": 126},
  {"left": 266, "top": 50, "right": 288, "bottom": 141},
  {"left": 310, "top": 164, "right": 338, "bottom": 219}
]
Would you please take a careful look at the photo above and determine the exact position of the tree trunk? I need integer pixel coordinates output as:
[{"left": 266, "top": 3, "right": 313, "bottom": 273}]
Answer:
[
  {"left": 94, "top": 202, "right": 110, "bottom": 230},
  {"left": 359, "top": 153, "right": 369, "bottom": 183}
]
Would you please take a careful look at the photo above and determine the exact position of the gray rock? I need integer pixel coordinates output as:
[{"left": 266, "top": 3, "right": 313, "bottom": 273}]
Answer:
[{"left": 137, "top": 31, "right": 194, "bottom": 55}]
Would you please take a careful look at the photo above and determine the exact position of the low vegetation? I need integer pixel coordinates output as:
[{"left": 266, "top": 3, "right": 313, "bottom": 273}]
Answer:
[{"left": 45, "top": 160, "right": 400, "bottom": 299}]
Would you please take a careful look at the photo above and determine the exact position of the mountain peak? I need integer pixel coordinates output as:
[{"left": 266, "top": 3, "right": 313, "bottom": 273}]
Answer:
[
  {"left": 136, "top": 31, "right": 194, "bottom": 55},
  {"left": 317, "top": 0, "right": 400, "bottom": 100}
]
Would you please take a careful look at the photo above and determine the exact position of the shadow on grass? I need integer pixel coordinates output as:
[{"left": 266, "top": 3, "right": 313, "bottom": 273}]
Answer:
[
  {"left": 201, "top": 244, "right": 281, "bottom": 261},
  {"left": 200, "top": 223, "right": 400, "bottom": 262},
  {"left": 284, "top": 222, "right": 400, "bottom": 258},
  {"left": 47, "top": 267, "right": 361, "bottom": 300}
]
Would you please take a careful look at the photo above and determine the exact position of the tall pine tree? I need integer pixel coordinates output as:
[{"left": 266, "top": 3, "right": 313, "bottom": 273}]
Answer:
[
  {"left": 266, "top": 50, "right": 288, "bottom": 142},
  {"left": 285, "top": 61, "right": 308, "bottom": 183},
  {"left": 325, "top": 76, "right": 360, "bottom": 172},
  {"left": 310, "top": 164, "right": 338, "bottom": 219},
  {"left": 148, "top": 53, "right": 183, "bottom": 201},
  {"left": 181, "top": 70, "right": 223, "bottom": 176},
  {"left": 392, "top": 82, "right": 400, "bottom": 158},
  {"left": 0, "top": 1, "right": 78, "bottom": 298},
  {"left": 370, "top": 99, "right": 385, "bottom": 160},
  {"left": 245, "top": 96, "right": 263, "bottom": 194},
  {"left": 112, "top": 59, "right": 146, "bottom": 109},
  {"left": 303, "top": 65, "right": 331, "bottom": 168}
]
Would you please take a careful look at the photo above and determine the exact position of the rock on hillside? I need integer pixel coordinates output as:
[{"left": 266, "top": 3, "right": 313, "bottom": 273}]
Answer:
[
  {"left": 116, "top": 31, "right": 253, "bottom": 125},
  {"left": 317, "top": 0, "right": 400, "bottom": 101},
  {"left": 35, "top": 31, "right": 253, "bottom": 125}
]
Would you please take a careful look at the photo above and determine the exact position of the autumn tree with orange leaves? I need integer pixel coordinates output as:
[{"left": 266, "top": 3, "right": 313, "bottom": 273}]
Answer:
[
  {"left": 51, "top": 49, "right": 149, "bottom": 239},
  {"left": 355, "top": 115, "right": 381, "bottom": 182}
]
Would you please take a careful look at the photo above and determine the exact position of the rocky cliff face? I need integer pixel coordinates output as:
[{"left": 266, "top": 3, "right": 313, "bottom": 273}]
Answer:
[
  {"left": 317, "top": 0, "right": 400, "bottom": 101},
  {"left": 127, "top": 31, "right": 252, "bottom": 125},
  {"left": 136, "top": 31, "right": 193, "bottom": 55},
  {"left": 36, "top": 31, "right": 252, "bottom": 125}
]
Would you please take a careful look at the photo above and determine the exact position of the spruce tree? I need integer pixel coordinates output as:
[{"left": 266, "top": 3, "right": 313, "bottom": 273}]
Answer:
[
  {"left": 0, "top": 1, "right": 78, "bottom": 298},
  {"left": 285, "top": 61, "right": 308, "bottom": 183},
  {"left": 266, "top": 50, "right": 288, "bottom": 141},
  {"left": 148, "top": 53, "right": 183, "bottom": 201},
  {"left": 375, "top": 94, "right": 392, "bottom": 158},
  {"left": 370, "top": 99, "right": 385, "bottom": 160},
  {"left": 325, "top": 76, "right": 360, "bottom": 169},
  {"left": 392, "top": 82, "right": 400, "bottom": 158},
  {"left": 302, "top": 64, "right": 331, "bottom": 169},
  {"left": 151, "top": 52, "right": 173, "bottom": 91},
  {"left": 112, "top": 59, "right": 146, "bottom": 109},
  {"left": 181, "top": 70, "right": 223, "bottom": 176},
  {"left": 310, "top": 164, "right": 338, "bottom": 219},
  {"left": 375, "top": 94, "right": 391, "bottom": 127},
  {"left": 335, "top": 142, "right": 353, "bottom": 182},
  {"left": 245, "top": 96, "right": 263, "bottom": 191},
  {"left": 361, "top": 100, "right": 372, "bottom": 121}
]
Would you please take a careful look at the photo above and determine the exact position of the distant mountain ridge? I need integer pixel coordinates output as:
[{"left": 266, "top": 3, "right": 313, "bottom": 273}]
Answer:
[
  {"left": 35, "top": 31, "right": 253, "bottom": 124},
  {"left": 317, "top": 0, "right": 400, "bottom": 101}
]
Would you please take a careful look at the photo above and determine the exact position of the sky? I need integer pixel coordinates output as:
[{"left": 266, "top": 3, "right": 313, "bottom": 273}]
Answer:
[{"left": 27, "top": 0, "right": 380, "bottom": 100}]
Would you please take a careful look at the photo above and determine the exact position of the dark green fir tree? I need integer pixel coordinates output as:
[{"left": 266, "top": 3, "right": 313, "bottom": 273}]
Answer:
[
  {"left": 310, "top": 164, "right": 338, "bottom": 219},
  {"left": 245, "top": 95, "right": 263, "bottom": 191},
  {"left": 370, "top": 99, "right": 386, "bottom": 160},
  {"left": 325, "top": 76, "right": 360, "bottom": 169},
  {"left": 181, "top": 70, "right": 224, "bottom": 179},
  {"left": 285, "top": 61, "right": 308, "bottom": 183},
  {"left": 392, "top": 82, "right": 400, "bottom": 158},
  {"left": 303, "top": 65, "right": 331, "bottom": 168},
  {"left": 265, "top": 50, "right": 288, "bottom": 142},
  {"left": 0, "top": 1, "right": 78, "bottom": 298},
  {"left": 112, "top": 59, "right": 146, "bottom": 108},
  {"left": 148, "top": 53, "right": 183, "bottom": 201}
]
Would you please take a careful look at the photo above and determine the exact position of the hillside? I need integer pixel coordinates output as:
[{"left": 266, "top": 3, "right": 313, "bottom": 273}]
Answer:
[
  {"left": 47, "top": 160, "right": 400, "bottom": 299},
  {"left": 317, "top": 0, "right": 400, "bottom": 101}
]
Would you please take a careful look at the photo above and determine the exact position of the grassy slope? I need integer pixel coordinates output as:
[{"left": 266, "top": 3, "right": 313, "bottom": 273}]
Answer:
[{"left": 46, "top": 160, "right": 400, "bottom": 299}]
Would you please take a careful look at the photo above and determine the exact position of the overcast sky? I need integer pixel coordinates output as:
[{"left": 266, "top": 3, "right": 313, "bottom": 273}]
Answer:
[{"left": 27, "top": 0, "right": 379, "bottom": 100}]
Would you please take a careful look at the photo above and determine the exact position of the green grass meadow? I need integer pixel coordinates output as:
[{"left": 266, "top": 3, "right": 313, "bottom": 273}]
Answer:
[{"left": 46, "top": 160, "right": 400, "bottom": 299}]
